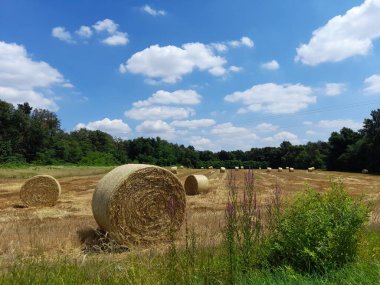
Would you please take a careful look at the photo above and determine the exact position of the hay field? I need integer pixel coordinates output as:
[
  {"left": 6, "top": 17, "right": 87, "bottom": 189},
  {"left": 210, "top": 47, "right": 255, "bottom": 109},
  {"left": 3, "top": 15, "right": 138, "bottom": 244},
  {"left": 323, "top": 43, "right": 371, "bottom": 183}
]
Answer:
[{"left": 0, "top": 167, "right": 379, "bottom": 263}]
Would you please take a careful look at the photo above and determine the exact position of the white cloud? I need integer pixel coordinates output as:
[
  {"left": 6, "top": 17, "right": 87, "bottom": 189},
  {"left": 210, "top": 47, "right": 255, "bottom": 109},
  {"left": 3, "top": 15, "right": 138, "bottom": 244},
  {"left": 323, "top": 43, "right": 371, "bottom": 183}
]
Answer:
[
  {"left": 136, "top": 120, "right": 174, "bottom": 133},
  {"left": 75, "top": 118, "right": 131, "bottom": 136},
  {"left": 211, "top": 122, "right": 257, "bottom": 138},
  {"left": 364, "top": 74, "right": 380, "bottom": 94},
  {"left": 317, "top": 119, "right": 362, "bottom": 130},
  {"left": 228, "top": 36, "right": 254, "bottom": 48},
  {"left": 296, "top": 0, "right": 380, "bottom": 65},
  {"left": 255, "top": 123, "right": 278, "bottom": 132},
  {"left": 125, "top": 106, "right": 195, "bottom": 120},
  {"left": 325, "top": 83, "right": 346, "bottom": 96},
  {"left": 263, "top": 131, "right": 300, "bottom": 145},
  {"left": 0, "top": 41, "right": 67, "bottom": 111},
  {"left": 103, "top": 31, "right": 128, "bottom": 46},
  {"left": 225, "top": 83, "right": 316, "bottom": 114},
  {"left": 171, "top": 119, "right": 216, "bottom": 129},
  {"left": 119, "top": 43, "right": 227, "bottom": 83},
  {"left": 303, "top": 121, "right": 313, "bottom": 126},
  {"left": 52, "top": 27, "right": 74, "bottom": 43},
  {"left": 261, "top": 60, "right": 279, "bottom": 70},
  {"left": 93, "top": 19, "right": 118, "bottom": 34},
  {"left": 229, "top": 66, "right": 242, "bottom": 72},
  {"left": 211, "top": 43, "right": 228, "bottom": 52},
  {"left": 133, "top": 89, "right": 201, "bottom": 108},
  {"left": 75, "top": 26, "right": 93, "bottom": 38},
  {"left": 142, "top": 5, "right": 166, "bottom": 16},
  {"left": 189, "top": 136, "right": 214, "bottom": 150},
  {"left": 306, "top": 130, "right": 317, "bottom": 135}
]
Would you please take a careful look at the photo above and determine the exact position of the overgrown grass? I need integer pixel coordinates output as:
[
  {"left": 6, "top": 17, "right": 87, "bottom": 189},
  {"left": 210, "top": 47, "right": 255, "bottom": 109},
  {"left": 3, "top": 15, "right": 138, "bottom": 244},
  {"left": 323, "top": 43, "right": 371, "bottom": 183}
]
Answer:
[{"left": 0, "top": 170, "right": 379, "bottom": 284}]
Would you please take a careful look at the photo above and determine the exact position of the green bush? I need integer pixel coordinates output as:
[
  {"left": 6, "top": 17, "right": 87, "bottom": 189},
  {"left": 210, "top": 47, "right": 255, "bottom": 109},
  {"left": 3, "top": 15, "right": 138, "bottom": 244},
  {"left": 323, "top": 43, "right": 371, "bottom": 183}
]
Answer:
[
  {"left": 79, "top": 151, "right": 117, "bottom": 166},
  {"left": 266, "top": 181, "right": 369, "bottom": 273}
]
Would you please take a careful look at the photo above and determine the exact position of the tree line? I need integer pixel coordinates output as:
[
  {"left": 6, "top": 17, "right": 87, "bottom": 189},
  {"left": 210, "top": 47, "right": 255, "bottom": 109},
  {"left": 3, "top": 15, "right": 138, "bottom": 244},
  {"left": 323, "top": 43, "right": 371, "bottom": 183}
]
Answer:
[{"left": 0, "top": 99, "right": 379, "bottom": 173}]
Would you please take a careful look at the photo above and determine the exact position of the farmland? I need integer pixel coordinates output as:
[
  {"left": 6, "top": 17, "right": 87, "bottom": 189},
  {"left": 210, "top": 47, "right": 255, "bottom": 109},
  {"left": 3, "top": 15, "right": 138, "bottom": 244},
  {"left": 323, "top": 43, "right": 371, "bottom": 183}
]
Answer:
[{"left": 0, "top": 166, "right": 379, "bottom": 261}]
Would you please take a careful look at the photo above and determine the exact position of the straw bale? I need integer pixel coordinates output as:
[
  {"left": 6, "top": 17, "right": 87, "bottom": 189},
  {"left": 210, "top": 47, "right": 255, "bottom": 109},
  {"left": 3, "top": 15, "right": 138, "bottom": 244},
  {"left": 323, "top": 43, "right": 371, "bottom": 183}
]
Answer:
[
  {"left": 289, "top": 167, "right": 294, "bottom": 172},
  {"left": 208, "top": 166, "right": 213, "bottom": 169},
  {"left": 170, "top": 166, "right": 178, "bottom": 174},
  {"left": 92, "top": 164, "right": 186, "bottom": 246},
  {"left": 220, "top": 167, "right": 226, "bottom": 173},
  {"left": 240, "top": 166, "right": 244, "bottom": 169},
  {"left": 235, "top": 166, "right": 239, "bottom": 171},
  {"left": 20, "top": 175, "right": 61, "bottom": 207},
  {"left": 184, "top": 175, "right": 209, "bottom": 195},
  {"left": 278, "top": 167, "right": 283, "bottom": 172},
  {"left": 266, "top": 167, "right": 272, "bottom": 172},
  {"left": 362, "top": 169, "right": 369, "bottom": 174}
]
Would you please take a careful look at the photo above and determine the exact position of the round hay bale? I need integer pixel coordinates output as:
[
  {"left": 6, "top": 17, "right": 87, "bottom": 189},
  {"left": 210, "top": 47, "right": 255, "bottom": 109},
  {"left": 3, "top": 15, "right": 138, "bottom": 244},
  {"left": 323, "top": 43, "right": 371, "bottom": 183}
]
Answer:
[
  {"left": 92, "top": 164, "right": 186, "bottom": 246},
  {"left": 20, "top": 175, "right": 61, "bottom": 207},
  {"left": 307, "top": 167, "right": 313, "bottom": 172},
  {"left": 184, "top": 175, "right": 209, "bottom": 195},
  {"left": 180, "top": 166, "right": 184, "bottom": 169},
  {"left": 278, "top": 167, "right": 283, "bottom": 172},
  {"left": 201, "top": 167, "right": 204, "bottom": 169},
  {"left": 208, "top": 166, "right": 213, "bottom": 169},
  {"left": 289, "top": 167, "right": 294, "bottom": 172},
  {"left": 220, "top": 167, "right": 226, "bottom": 173},
  {"left": 240, "top": 166, "right": 244, "bottom": 169},
  {"left": 259, "top": 167, "right": 262, "bottom": 170},
  {"left": 266, "top": 167, "right": 272, "bottom": 172},
  {"left": 235, "top": 166, "right": 239, "bottom": 171},
  {"left": 362, "top": 169, "right": 369, "bottom": 174},
  {"left": 286, "top": 167, "right": 289, "bottom": 170},
  {"left": 170, "top": 166, "right": 178, "bottom": 174}
]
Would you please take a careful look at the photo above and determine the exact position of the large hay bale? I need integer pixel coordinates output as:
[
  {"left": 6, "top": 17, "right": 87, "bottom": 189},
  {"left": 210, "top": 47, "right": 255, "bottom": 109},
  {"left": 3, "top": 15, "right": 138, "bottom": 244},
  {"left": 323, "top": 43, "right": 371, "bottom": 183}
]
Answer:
[
  {"left": 170, "top": 166, "right": 178, "bottom": 174},
  {"left": 278, "top": 167, "right": 283, "bottom": 172},
  {"left": 92, "top": 164, "right": 186, "bottom": 246},
  {"left": 220, "top": 167, "right": 226, "bottom": 173},
  {"left": 289, "top": 167, "right": 294, "bottom": 172},
  {"left": 20, "top": 175, "right": 61, "bottom": 207},
  {"left": 184, "top": 175, "right": 209, "bottom": 195},
  {"left": 362, "top": 169, "right": 369, "bottom": 174}
]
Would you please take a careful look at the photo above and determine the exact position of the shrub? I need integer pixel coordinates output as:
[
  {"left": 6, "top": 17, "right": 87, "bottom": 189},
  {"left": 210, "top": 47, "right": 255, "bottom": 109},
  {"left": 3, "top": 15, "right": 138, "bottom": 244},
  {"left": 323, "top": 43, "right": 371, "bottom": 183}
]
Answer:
[{"left": 266, "top": 181, "right": 370, "bottom": 273}]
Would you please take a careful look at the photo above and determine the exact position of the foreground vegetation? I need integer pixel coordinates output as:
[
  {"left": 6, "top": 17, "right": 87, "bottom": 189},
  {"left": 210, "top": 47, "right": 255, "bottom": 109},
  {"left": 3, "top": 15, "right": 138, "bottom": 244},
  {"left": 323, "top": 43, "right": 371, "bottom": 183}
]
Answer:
[
  {"left": 1, "top": 99, "right": 380, "bottom": 173},
  {"left": 1, "top": 173, "right": 378, "bottom": 285}
]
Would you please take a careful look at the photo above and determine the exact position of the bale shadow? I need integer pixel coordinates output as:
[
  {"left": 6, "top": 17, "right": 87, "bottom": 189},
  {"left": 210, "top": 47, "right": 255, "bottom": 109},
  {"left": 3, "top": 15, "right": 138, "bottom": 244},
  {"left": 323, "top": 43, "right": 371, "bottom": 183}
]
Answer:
[
  {"left": 12, "top": 204, "right": 27, "bottom": 209},
  {"left": 77, "top": 227, "right": 129, "bottom": 253}
]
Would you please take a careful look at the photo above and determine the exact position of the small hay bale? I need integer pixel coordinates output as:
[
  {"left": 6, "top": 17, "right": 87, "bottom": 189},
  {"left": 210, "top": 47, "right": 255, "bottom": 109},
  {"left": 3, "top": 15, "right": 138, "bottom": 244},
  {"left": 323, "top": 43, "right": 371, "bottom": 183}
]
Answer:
[
  {"left": 266, "top": 167, "right": 272, "bottom": 172},
  {"left": 20, "top": 175, "right": 61, "bottom": 207},
  {"left": 208, "top": 166, "right": 213, "bottom": 169},
  {"left": 184, "top": 175, "right": 209, "bottom": 195},
  {"left": 286, "top": 167, "right": 289, "bottom": 170},
  {"left": 180, "top": 166, "right": 184, "bottom": 169},
  {"left": 259, "top": 167, "right": 262, "bottom": 170},
  {"left": 289, "top": 167, "right": 294, "bottom": 172},
  {"left": 170, "top": 166, "right": 178, "bottom": 174},
  {"left": 307, "top": 167, "right": 313, "bottom": 172},
  {"left": 220, "top": 167, "right": 226, "bottom": 173},
  {"left": 362, "top": 169, "right": 369, "bottom": 174},
  {"left": 240, "top": 166, "right": 244, "bottom": 169},
  {"left": 278, "top": 167, "right": 283, "bottom": 172},
  {"left": 235, "top": 166, "right": 239, "bottom": 171},
  {"left": 201, "top": 167, "right": 204, "bottom": 169},
  {"left": 92, "top": 164, "right": 186, "bottom": 246}
]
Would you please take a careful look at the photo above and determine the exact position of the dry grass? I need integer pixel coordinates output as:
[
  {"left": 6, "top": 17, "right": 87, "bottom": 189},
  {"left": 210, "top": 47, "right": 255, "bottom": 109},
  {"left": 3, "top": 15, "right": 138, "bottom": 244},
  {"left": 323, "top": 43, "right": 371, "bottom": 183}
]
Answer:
[{"left": 0, "top": 168, "right": 379, "bottom": 264}]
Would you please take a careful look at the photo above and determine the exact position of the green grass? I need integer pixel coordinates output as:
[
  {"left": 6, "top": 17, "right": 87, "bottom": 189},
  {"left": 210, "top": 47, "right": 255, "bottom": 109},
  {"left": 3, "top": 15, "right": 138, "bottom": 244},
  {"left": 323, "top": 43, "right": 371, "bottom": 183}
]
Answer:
[
  {"left": 1, "top": 227, "right": 379, "bottom": 285},
  {"left": 0, "top": 165, "right": 114, "bottom": 179}
]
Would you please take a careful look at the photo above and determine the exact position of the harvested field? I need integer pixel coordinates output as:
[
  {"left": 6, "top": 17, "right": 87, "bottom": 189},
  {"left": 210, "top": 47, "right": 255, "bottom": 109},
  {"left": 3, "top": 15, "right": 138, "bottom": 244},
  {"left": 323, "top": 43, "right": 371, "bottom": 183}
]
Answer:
[{"left": 0, "top": 167, "right": 379, "bottom": 262}]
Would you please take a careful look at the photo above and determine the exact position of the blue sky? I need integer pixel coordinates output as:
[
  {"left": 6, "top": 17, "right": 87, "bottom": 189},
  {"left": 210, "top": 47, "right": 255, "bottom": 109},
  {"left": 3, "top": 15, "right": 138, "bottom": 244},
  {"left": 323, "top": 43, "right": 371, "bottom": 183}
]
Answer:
[{"left": 1, "top": 0, "right": 380, "bottom": 151}]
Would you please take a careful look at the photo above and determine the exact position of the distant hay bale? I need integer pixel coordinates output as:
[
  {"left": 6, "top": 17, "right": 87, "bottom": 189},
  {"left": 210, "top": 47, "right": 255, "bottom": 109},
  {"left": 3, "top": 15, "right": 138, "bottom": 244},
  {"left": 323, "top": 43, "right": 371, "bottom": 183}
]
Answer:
[
  {"left": 362, "top": 169, "right": 369, "bottom": 174},
  {"left": 208, "top": 166, "right": 213, "bottom": 169},
  {"left": 92, "top": 164, "right": 186, "bottom": 246},
  {"left": 170, "top": 166, "right": 178, "bottom": 174},
  {"left": 266, "top": 167, "right": 272, "bottom": 172},
  {"left": 278, "top": 167, "right": 283, "bottom": 172},
  {"left": 220, "top": 167, "right": 226, "bottom": 173},
  {"left": 184, "top": 175, "right": 209, "bottom": 195},
  {"left": 289, "top": 167, "right": 294, "bottom": 172},
  {"left": 201, "top": 167, "right": 204, "bottom": 169},
  {"left": 307, "top": 167, "right": 314, "bottom": 172},
  {"left": 240, "top": 166, "right": 244, "bottom": 169},
  {"left": 20, "top": 175, "right": 61, "bottom": 207},
  {"left": 235, "top": 166, "right": 239, "bottom": 171},
  {"left": 180, "top": 166, "right": 184, "bottom": 169},
  {"left": 286, "top": 167, "right": 289, "bottom": 170},
  {"left": 259, "top": 167, "right": 262, "bottom": 170}
]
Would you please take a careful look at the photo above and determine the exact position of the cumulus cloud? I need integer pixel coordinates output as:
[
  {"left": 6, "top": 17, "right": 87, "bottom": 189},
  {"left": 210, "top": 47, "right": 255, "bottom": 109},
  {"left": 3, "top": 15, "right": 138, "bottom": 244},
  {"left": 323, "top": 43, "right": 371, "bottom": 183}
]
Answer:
[
  {"left": 75, "top": 26, "right": 93, "bottom": 38},
  {"left": 136, "top": 120, "right": 174, "bottom": 133},
  {"left": 189, "top": 136, "right": 214, "bottom": 150},
  {"left": 228, "top": 36, "right": 254, "bottom": 48},
  {"left": 141, "top": 5, "right": 166, "bottom": 16},
  {"left": 125, "top": 106, "right": 195, "bottom": 120},
  {"left": 93, "top": 19, "right": 118, "bottom": 34},
  {"left": 52, "top": 27, "right": 74, "bottom": 43},
  {"left": 133, "top": 90, "right": 201, "bottom": 107},
  {"left": 75, "top": 118, "right": 131, "bottom": 136},
  {"left": 211, "top": 122, "right": 257, "bottom": 138},
  {"left": 295, "top": 0, "right": 380, "bottom": 65},
  {"left": 103, "top": 32, "right": 128, "bottom": 46},
  {"left": 364, "top": 74, "right": 380, "bottom": 94},
  {"left": 119, "top": 43, "right": 227, "bottom": 83},
  {"left": 229, "top": 66, "right": 242, "bottom": 72},
  {"left": 0, "top": 41, "right": 69, "bottom": 111},
  {"left": 171, "top": 119, "right": 216, "bottom": 129},
  {"left": 317, "top": 119, "right": 362, "bottom": 130},
  {"left": 261, "top": 60, "right": 279, "bottom": 70},
  {"left": 263, "top": 131, "right": 300, "bottom": 145},
  {"left": 225, "top": 83, "right": 316, "bottom": 114},
  {"left": 255, "top": 123, "right": 278, "bottom": 132},
  {"left": 325, "top": 83, "right": 346, "bottom": 96}
]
